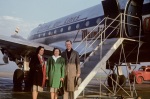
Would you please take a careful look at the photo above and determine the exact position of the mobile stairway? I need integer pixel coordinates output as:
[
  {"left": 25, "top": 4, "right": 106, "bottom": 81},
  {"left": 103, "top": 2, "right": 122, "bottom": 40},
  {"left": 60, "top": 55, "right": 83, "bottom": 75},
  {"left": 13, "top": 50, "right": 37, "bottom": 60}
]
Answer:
[{"left": 74, "top": 12, "right": 142, "bottom": 99}]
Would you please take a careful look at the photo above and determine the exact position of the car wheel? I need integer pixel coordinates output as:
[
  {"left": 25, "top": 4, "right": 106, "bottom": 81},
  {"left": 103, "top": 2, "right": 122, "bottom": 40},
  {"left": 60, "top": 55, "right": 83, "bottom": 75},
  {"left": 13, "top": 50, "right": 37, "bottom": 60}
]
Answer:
[{"left": 136, "top": 76, "right": 143, "bottom": 84}]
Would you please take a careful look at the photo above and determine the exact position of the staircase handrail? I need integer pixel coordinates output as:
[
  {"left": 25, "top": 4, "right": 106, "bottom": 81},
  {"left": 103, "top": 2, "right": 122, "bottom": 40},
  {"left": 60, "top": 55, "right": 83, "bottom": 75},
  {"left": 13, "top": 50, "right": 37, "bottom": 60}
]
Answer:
[
  {"left": 75, "top": 13, "right": 141, "bottom": 58},
  {"left": 78, "top": 13, "right": 121, "bottom": 57},
  {"left": 74, "top": 18, "right": 106, "bottom": 49}
]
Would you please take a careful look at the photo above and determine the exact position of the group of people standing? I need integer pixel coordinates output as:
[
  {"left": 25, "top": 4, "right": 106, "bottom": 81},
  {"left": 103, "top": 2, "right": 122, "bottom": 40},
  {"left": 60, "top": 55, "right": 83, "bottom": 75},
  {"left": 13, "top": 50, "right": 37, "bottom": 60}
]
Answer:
[{"left": 29, "top": 40, "right": 81, "bottom": 99}]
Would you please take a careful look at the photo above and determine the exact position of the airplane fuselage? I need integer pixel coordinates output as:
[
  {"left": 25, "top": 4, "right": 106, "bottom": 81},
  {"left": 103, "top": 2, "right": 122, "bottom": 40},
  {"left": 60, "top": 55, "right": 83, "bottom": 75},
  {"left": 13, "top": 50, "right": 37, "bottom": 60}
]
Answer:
[{"left": 27, "top": 0, "right": 150, "bottom": 51}]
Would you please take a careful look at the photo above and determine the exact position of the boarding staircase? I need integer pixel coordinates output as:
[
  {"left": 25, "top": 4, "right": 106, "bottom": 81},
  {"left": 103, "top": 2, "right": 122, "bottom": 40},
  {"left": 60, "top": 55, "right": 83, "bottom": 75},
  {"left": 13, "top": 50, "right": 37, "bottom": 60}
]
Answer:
[{"left": 74, "top": 13, "right": 142, "bottom": 99}]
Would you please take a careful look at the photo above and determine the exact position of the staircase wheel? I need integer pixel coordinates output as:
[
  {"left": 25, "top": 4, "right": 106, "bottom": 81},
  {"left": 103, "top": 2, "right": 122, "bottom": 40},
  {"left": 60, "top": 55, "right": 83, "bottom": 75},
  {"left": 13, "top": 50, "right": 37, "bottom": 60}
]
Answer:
[
  {"left": 136, "top": 76, "right": 143, "bottom": 84},
  {"left": 119, "top": 75, "right": 126, "bottom": 87},
  {"left": 107, "top": 74, "right": 119, "bottom": 87}
]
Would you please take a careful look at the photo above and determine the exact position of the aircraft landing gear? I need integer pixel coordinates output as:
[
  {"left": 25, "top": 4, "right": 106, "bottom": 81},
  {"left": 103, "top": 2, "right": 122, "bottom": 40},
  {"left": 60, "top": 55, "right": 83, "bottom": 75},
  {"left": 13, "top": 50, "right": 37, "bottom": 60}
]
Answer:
[
  {"left": 24, "top": 71, "right": 32, "bottom": 91},
  {"left": 13, "top": 68, "right": 24, "bottom": 91},
  {"left": 13, "top": 56, "right": 31, "bottom": 92},
  {"left": 107, "top": 74, "right": 126, "bottom": 87},
  {"left": 119, "top": 75, "right": 126, "bottom": 87},
  {"left": 107, "top": 73, "right": 118, "bottom": 87}
]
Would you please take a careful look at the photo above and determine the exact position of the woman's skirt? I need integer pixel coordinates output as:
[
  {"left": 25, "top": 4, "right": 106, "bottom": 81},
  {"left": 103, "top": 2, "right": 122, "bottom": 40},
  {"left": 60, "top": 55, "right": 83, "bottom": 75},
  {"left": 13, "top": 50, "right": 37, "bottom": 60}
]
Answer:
[
  {"left": 49, "top": 87, "right": 58, "bottom": 92},
  {"left": 32, "top": 85, "right": 43, "bottom": 92}
]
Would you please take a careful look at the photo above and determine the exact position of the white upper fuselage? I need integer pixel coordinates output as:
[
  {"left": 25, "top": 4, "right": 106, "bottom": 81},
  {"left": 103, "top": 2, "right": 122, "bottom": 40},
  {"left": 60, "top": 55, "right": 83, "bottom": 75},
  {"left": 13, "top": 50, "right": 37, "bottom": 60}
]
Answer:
[{"left": 27, "top": 0, "right": 150, "bottom": 51}]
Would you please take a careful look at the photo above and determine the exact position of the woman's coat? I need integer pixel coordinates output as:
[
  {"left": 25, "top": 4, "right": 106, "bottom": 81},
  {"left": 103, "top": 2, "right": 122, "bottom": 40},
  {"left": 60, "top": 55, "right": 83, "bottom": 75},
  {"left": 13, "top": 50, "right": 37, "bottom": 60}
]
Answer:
[
  {"left": 29, "top": 54, "right": 46, "bottom": 87},
  {"left": 46, "top": 56, "right": 65, "bottom": 88}
]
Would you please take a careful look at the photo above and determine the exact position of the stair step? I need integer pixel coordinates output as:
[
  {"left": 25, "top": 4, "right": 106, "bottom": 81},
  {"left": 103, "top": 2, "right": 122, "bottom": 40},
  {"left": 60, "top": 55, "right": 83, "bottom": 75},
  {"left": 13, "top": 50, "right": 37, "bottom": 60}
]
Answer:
[
  {"left": 83, "top": 60, "right": 99, "bottom": 68},
  {"left": 94, "top": 45, "right": 114, "bottom": 55},
  {"left": 89, "top": 55, "right": 100, "bottom": 61},
  {"left": 90, "top": 50, "right": 109, "bottom": 60},
  {"left": 75, "top": 38, "right": 126, "bottom": 98}
]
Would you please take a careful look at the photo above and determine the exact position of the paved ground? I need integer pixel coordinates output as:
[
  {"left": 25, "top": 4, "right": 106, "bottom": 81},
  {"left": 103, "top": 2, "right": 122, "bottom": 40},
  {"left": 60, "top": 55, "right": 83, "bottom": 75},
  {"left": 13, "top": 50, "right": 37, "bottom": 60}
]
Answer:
[{"left": 0, "top": 77, "right": 150, "bottom": 99}]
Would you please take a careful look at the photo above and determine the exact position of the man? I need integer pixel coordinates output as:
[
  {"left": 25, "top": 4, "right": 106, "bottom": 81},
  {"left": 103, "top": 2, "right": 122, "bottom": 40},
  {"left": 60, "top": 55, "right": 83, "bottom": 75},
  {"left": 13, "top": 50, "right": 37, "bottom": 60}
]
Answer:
[{"left": 62, "top": 40, "right": 81, "bottom": 99}]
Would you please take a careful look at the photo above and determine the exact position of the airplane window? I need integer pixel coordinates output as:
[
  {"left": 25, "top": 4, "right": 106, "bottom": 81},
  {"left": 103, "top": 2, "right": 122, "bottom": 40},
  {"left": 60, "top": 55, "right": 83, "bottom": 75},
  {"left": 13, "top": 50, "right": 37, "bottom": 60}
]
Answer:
[
  {"left": 43, "top": 33, "right": 45, "bottom": 37},
  {"left": 76, "top": 24, "right": 80, "bottom": 29},
  {"left": 54, "top": 30, "right": 57, "bottom": 34},
  {"left": 85, "top": 21, "right": 90, "bottom": 27},
  {"left": 48, "top": 31, "right": 51, "bottom": 35},
  {"left": 60, "top": 28, "right": 63, "bottom": 32},
  {"left": 96, "top": 18, "right": 101, "bottom": 24},
  {"left": 68, "top": 26, "right": 71, "bottom": 31}
]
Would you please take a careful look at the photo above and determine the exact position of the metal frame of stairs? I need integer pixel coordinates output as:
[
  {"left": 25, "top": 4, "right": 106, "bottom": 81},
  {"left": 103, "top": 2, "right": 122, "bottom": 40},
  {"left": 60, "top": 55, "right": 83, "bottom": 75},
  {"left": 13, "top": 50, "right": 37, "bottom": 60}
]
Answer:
[{"left": 74, "top": 13, "right": 142, "bottom": 99}]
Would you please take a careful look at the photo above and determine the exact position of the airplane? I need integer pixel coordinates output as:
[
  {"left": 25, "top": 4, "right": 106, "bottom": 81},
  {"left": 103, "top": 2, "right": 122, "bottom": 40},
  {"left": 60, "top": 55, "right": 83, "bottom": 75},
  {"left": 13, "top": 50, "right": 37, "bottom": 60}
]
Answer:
[{"left": 0, "top": 0, "right": 150, "bottom": 97}]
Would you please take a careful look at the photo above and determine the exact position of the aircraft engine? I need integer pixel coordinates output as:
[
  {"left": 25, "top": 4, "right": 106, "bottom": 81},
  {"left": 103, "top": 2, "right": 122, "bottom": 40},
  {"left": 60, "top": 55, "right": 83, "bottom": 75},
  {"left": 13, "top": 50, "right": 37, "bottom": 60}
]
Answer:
[
  {"left": 102, "top": 0, "right": 144, "bottom": 38},
  {"left": 3, "top": 53, "right": 9, "bottom": 64},
  {"left": 1, "top": 48, "right": 9, "bottom": 64},
  {"left": 124, "top": 0, "right": 144, "bottom": 37}
]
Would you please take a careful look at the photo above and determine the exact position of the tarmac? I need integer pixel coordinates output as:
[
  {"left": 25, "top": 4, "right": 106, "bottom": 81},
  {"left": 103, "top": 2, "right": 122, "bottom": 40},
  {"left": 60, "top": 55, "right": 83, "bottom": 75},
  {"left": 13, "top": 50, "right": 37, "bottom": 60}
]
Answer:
[{"left": 0, "top": 76, "right": 150, "bottom": 99}]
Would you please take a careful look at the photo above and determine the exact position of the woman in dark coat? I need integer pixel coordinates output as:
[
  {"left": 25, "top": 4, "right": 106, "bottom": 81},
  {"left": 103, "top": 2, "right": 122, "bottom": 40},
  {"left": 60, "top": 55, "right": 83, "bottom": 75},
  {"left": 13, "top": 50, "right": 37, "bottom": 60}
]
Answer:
[
  {"left": 46, "top": 48, "right": 65, "bottom": 99},
  {"left": 29, "top": 46, "right": 46, "bottom": 99}
]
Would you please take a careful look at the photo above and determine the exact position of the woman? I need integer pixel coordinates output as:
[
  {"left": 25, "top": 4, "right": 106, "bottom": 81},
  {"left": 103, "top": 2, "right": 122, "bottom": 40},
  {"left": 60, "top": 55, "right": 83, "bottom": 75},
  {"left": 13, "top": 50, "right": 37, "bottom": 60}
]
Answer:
[
  {"left": 46, "top": 48, "right": 65, "bottom": 99},
  {"left": 29, "top": 46, "right": 46, "bottom": 99}
]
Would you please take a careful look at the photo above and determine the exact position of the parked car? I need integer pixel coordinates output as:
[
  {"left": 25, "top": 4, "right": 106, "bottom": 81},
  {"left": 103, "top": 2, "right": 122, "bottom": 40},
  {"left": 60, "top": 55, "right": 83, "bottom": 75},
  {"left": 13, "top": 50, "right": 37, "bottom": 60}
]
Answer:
[{"left": 130, "top": 66, "right": 150, "bottom": 84}]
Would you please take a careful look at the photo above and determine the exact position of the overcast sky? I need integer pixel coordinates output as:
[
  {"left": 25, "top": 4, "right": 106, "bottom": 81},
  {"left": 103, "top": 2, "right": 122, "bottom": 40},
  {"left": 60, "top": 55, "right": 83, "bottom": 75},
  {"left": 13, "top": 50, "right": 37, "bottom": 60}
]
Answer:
[
  {"left": 0, "top": 0, "right": 101, "bottom": 38},
  {"left": 0, "top": 0, "right": 101, "bottom": 74}
]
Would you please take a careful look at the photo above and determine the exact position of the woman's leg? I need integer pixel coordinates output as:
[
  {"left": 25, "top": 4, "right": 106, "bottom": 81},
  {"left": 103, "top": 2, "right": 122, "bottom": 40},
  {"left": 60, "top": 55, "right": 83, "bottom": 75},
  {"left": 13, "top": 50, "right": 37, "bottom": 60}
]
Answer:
[
  {"left": 51, "top": 92, "right": 55, "bottom": 99},
  {"left": 54, "top": 92, "right": 58, "bottom": 99},
  {"left": 32, "top": 91, "right": 38, "bottom": 99}
]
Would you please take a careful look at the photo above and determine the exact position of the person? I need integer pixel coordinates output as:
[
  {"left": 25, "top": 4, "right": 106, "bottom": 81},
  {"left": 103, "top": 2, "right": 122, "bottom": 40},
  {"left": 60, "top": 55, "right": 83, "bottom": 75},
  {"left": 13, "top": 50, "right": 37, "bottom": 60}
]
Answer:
[
  {"left": 62, "top": 40, "right": 81, "bottom": 99},
  {"left": 46, "top": 48, "right": 65, "bottom": 99},
  {"left": 29, "top": 46, "right": 46, "bottom": 99}
]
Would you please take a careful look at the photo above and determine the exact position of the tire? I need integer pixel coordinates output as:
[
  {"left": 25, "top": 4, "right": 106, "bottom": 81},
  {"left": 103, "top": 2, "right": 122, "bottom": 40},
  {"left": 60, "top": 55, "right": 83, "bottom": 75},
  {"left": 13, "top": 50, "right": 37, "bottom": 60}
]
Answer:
[
  {"left": 136, "top": 76, "right": 143, "bottom": 84},
  {"left": 119, "top": 75, "right": 126, "bottom": 87},
  {"left": 13, "top": 69, "right": 24, "bottom": 91},
  {"left": 107, "top": 74, "right": 119, "bottom": 87},
  {"left": 24, "top": 71, "right": 32, "bottom": 91}
]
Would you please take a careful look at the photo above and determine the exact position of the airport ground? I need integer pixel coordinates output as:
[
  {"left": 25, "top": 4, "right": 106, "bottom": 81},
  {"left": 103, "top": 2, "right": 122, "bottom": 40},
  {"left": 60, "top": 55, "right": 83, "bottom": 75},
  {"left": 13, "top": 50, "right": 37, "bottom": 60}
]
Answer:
[{"left": 0, "top": 72, "right": 150, "bottom": 99}]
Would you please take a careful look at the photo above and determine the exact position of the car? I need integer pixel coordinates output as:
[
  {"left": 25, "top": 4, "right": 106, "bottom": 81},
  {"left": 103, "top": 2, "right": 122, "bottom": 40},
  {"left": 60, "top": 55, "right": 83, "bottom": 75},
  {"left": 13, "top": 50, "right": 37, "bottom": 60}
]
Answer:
[{"left": 130, "top": 66, "right": 150, "bottom": 84}]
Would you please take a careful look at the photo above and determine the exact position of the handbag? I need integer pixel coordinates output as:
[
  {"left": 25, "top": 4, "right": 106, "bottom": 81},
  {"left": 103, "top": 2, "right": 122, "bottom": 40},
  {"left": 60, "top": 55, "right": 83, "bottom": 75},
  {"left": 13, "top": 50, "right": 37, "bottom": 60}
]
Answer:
[
  {"left": 57, "top": 81, "right": 64, "bottom": 96},
  {"left": 75, "top": 76, "right": 82, "bottom": 90}
]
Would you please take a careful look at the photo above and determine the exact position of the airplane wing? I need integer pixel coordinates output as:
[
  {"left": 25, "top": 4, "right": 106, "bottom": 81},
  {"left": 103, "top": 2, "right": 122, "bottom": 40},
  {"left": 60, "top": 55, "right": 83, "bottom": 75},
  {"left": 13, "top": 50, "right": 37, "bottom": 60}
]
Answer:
[
  {"left": 0, "top": 63, "right": 6, "bottom": 66},
  {"left": 0, "top": 35, "right": 54, "bottom": 63}
]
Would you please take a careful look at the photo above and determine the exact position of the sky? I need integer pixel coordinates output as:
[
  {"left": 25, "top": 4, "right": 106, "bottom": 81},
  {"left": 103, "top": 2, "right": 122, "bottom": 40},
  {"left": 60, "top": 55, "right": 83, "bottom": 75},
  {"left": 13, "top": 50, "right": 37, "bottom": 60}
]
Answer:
[
  {"left": 0, "top": 0, "right": 101, "bottom": 75},
  {"left": 0, "top": 0, "right": 101, "bottom": 38}
]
